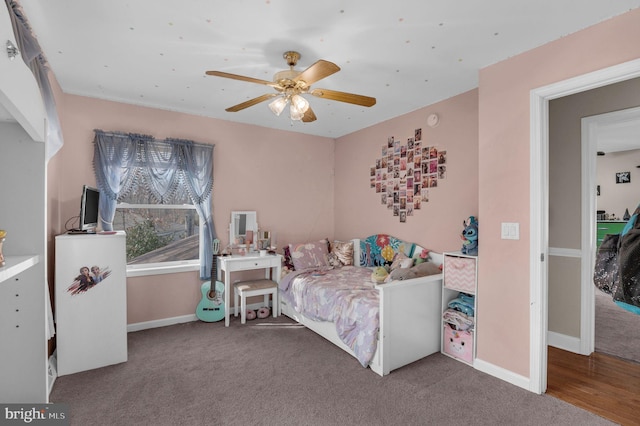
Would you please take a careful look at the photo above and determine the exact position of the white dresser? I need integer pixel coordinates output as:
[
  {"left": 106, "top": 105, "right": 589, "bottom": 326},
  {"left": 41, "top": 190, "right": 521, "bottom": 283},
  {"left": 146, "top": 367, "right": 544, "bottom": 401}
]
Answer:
[{"left": 55, "top": 231, "right": 127, "bottom": 375}]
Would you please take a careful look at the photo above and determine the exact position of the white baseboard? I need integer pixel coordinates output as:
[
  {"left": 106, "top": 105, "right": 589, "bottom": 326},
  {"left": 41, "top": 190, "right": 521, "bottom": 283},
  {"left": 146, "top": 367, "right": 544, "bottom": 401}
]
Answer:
[
  {"left": 126, "top": 302, "right": 271, "bottom": 332},
  {"left": 127, "top": 314, "right": 198, "bottom": 332},
  {"left": 471, "top": 333, "right": 579, "bottom": 395},
  {"left": 473, "top": 357, "right": 531, "bottom": 392},
  {"left": 547, "top": 331, "right": 581, "bottom": 353}
]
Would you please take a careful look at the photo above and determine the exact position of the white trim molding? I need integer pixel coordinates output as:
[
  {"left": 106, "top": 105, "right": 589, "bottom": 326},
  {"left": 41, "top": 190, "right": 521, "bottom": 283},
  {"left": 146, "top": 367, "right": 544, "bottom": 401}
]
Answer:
[
  {"left": 474, "top": 358, "right": 530, "bottom": 391},
  {"left": 529, "top": 57, "right": 640, "bottom": 395},
  {"left": 127, "top": 314, "right": 198, "bottom": 332}
]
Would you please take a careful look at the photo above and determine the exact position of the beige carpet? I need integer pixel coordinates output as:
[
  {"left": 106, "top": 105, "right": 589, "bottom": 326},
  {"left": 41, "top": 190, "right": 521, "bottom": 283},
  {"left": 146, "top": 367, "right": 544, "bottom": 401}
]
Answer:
[
  {"left": 50, "top": 315, "right": 613, "bottom": 425},
  {"left": 595, "top": 289, "right": 640, "bottom": 363}
]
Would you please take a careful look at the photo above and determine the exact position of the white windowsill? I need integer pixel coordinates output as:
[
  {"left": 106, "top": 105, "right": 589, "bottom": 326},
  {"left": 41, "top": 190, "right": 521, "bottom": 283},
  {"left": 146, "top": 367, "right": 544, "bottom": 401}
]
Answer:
[{"left": 126, "top": 262, "right": 200, "bottom": 277}]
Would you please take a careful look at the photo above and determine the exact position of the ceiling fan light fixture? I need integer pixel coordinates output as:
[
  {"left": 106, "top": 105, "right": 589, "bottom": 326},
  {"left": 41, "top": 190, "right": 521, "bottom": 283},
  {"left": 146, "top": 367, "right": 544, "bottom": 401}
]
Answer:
[
  {"left": 206, "top": 50, "right": 374, "bottom": 124},
  {"left": 289, "top": 103, "right": 305, "bottom": 121},
  {"left": 268, "top": 96, "right": 287, "bottom": 116},
  {"left": 291, "top": 94, "right": 309, "bottom": 113}
]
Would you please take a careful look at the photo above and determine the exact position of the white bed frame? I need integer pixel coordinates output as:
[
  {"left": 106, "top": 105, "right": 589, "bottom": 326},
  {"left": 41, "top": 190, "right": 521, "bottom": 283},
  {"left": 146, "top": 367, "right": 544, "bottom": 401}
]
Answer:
[{"left": 279, "top": 239, "right": 443, "bottom": 376}]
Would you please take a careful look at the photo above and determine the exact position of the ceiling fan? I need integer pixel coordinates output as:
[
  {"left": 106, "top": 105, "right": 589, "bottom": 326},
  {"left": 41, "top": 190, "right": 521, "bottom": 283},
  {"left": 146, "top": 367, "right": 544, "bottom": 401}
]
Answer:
[{"left": 205, "top": 51, "right": 376, "bottom": 123}]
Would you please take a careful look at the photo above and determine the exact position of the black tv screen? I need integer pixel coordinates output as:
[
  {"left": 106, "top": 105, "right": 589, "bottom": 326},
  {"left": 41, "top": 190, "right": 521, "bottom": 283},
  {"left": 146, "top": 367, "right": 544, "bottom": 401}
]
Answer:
[{"left": 80, "top": 185, "right": 100, "bottom": 231}]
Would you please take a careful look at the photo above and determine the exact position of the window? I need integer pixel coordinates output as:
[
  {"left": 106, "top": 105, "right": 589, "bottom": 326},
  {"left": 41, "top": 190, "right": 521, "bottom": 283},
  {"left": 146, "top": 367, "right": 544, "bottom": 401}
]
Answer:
[{"left": 113, "top": 174, "right": 201, "bottom": 274}]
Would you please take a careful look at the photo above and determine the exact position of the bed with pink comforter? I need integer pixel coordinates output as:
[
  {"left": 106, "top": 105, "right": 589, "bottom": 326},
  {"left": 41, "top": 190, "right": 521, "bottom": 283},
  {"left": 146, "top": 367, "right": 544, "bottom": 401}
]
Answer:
[
  {"left": 279, "top": 266, "right": 380, "bottom": 367},
  {"left": 278, "top": 236, "right": 444, "bottom": 375}
]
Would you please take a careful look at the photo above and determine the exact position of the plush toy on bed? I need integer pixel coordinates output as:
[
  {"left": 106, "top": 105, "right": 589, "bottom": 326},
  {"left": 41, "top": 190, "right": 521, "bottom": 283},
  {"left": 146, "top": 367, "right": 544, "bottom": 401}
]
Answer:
[
  {"left": 461, "top": 216, "right": 478, "bottom": 256},
  {"left": 371, "top": 266, "right": 389, "bottom": 284},
  {"left": 413, "top": 248, "right": 430, "bottom": 265},
  {"left": 387, "top": 266, "right": 418, "bottom": 281},
  {"left": 386, "top": 261, "right": 442, "bottom": 282}
]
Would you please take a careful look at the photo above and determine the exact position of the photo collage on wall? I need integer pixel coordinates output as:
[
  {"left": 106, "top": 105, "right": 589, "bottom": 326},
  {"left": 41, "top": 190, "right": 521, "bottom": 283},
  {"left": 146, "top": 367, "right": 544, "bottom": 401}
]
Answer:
[{"left": 370, "top": 128, "right": 447, "bottom": 223}]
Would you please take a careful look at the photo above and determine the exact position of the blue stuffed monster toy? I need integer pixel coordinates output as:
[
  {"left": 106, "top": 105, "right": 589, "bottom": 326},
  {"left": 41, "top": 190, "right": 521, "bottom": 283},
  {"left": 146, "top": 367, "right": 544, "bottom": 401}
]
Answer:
[{"left": 461, "top": 216, "right": 478, "bottom": 256}]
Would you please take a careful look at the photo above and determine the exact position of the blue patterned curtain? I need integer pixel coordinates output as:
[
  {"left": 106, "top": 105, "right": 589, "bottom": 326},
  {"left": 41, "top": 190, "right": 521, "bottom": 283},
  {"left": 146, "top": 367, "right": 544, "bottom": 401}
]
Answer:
[{"left": 93, "top": 130, "right": 216, "bottom": 279}]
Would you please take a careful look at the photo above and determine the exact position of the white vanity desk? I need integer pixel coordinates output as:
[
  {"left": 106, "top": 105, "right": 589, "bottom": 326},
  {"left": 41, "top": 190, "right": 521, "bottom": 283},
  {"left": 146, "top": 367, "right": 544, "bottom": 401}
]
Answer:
[{"left": 217, "top": 253, "right": 282, "bottom": 327}]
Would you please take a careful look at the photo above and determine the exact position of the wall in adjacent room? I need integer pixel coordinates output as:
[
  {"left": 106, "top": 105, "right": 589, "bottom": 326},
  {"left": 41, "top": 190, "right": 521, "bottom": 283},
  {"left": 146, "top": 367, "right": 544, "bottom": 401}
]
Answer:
[
  {"left": 597, "top": 149, "right": 640, "bottom": 218},
  {"left": 547, "top": 78, "right": 640, "bottom": 339}
]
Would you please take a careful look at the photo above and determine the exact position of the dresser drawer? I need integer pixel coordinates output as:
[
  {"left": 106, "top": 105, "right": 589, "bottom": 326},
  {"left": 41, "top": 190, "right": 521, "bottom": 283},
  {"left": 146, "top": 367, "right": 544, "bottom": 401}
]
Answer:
[
  {"left": 223, "top": 256, "right": 279, "bottom": 272},
  {"left": 444, "top": 255, "right": 476, "bottom": 293}
]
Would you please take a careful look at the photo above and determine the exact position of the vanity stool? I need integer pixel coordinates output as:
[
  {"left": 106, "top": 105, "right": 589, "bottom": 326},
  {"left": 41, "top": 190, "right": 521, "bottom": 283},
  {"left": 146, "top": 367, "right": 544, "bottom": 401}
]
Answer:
[{"left": 233, "top": 279, "right": 278, "bottom": 324}]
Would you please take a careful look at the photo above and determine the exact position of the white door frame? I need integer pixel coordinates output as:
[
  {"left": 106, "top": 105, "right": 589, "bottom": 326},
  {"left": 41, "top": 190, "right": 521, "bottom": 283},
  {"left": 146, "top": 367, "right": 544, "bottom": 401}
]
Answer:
[
  {"left": 529, "top": 58, "right": 640, "bottom": 394},
  {"left": 581, "top": 106, "right": 640, "bottom": 355}
]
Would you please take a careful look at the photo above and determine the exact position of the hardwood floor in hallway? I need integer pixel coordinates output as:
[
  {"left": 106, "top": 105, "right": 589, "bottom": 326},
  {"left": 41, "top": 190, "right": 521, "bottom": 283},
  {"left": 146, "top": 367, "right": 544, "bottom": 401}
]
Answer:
[{"left": 546, "top": 346, "right": 640, "bottom": 425}]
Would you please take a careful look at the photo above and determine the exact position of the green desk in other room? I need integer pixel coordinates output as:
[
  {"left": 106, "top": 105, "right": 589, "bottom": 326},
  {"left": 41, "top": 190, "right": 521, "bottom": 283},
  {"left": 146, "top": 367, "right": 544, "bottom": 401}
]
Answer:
[{"left": 596, "top": 221, "right": 626, "bottom": 248}]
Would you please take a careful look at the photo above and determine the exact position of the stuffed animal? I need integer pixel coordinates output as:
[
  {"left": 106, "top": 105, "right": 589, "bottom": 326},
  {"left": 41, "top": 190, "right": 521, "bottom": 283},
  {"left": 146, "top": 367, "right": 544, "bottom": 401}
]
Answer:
[
  {"left": 461, "top": 216, "right": 478, "bottom": 256},
  {"left": 386, "top": 261, "right": 441, "bottom": 282},
  {"left": 414, "top": 248, "right": 431, "bottom": 265},
  {"left": 387, "top": 267, "right": 418, "bottom": 282},
  {"left": 412, "top": 261, "right": 442, "bottom": 276},
  {"left": 371, "top": 266, "right": 389, "bottom": 284}
]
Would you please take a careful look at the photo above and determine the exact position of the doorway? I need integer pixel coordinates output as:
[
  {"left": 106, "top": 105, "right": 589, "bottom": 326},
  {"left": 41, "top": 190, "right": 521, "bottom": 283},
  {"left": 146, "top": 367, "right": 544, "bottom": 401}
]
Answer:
[
  {"left": 585, "top": 106, "right": 640, "bottom": 357},
  {"left": 529, "top": 58, "right": 640, "bottom": 394}
]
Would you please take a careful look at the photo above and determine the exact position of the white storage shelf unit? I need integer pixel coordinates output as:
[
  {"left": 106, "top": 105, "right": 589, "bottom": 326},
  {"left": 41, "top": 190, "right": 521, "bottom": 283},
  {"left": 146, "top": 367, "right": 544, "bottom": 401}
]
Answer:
[
  {"left": 0, "top": 0, "right": 49, "bottom": 403},
  {"left": 0, "top": 123, "right": 47, "bottom": 401},
  {"left": 441, "top": 252, "right": 478, "bottom": 366}
]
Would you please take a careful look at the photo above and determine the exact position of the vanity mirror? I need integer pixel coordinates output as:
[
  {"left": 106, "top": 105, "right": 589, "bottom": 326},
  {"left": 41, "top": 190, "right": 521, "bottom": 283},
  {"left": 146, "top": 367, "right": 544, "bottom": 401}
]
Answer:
[{"left": 229, "top": 211, "right": 258, "bottom": 250}]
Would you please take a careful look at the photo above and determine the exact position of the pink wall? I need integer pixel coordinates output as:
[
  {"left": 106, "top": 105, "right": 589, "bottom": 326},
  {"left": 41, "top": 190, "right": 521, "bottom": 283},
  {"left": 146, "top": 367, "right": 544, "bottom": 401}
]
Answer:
[
  {"left": 335, "top": 90, "right": 479, "bottom": 253},
  {"left": 45, "top": 7, "right": 640, "bottom": 384},
  {"left": 478, "top": 9, "right": 640, "bottom": 377},
  {"left": 49, "top": 94, "right": 335, "bottom": 324}
]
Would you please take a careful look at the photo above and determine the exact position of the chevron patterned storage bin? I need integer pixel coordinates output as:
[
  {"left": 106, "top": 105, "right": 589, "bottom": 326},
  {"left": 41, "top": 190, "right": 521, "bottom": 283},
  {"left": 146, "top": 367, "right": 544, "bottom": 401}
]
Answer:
[{"left": 443, "top": 254, "right": 476, "bottom": 293}]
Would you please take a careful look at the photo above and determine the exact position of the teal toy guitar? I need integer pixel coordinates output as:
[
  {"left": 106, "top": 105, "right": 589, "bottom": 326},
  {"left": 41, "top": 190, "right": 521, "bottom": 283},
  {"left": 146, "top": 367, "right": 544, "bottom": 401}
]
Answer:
[{"left": 196, "top": 240, "right": 225, "bottom": 322}]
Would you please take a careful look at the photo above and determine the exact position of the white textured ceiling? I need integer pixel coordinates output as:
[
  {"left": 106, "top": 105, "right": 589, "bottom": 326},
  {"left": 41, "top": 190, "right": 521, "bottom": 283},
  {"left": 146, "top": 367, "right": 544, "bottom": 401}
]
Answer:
[
  {"left": 15, "top": 0, "right": 640, "bottom": 138},
  {"left": 597, "top": 112, "right": 640, "bottom": 153}
]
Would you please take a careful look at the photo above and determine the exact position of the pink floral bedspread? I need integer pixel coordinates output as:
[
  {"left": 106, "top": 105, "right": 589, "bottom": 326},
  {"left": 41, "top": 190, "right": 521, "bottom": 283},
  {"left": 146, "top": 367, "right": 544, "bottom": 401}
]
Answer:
[{"left": 279, "top": 266, "right": 379, "bottom": 367}]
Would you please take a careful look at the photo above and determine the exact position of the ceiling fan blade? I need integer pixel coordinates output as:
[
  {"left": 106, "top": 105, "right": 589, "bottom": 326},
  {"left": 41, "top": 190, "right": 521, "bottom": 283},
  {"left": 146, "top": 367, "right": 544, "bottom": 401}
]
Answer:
[
  {"left": 302, "top": 106, "right": 317, "bottom": 123},
  {"left": 294, "top": 60, "right": 340, "bottom": 86},
  {"left": 206, "top": 70, "right": 278, "bottom": 88},
  {"left": 225, "top": 93, "right": 278, "bottom": 112},
  {"left": 310, "top": 88, "right": 376, "bottom": 107}
]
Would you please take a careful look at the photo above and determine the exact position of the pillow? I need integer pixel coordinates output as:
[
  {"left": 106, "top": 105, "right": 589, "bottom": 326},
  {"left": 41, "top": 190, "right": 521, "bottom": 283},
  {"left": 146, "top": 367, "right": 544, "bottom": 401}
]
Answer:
[
  {"left": 359, "top": 240, "right": 373, "bottom": 266},
  {"left": 282, "top": 246, "right": 294, "bottom": 270},
  {"left": 331, "top": 240, "right": 354, "bottom": 266},
  {"left": 360, "top": 234, "right": 416, "bottom": 267},
  {"left": 327, "top": 252, "right": 343, "bottom": 268},
  {"left": 289, "top": 240, "right": 329, "bottom": 271}
]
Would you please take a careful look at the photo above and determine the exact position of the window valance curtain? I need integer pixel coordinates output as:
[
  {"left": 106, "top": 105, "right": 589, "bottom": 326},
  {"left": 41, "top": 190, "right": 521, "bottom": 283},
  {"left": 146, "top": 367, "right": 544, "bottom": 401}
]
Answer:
[{"left": 93, "top": 130, "right": 216, "bottom": 279}]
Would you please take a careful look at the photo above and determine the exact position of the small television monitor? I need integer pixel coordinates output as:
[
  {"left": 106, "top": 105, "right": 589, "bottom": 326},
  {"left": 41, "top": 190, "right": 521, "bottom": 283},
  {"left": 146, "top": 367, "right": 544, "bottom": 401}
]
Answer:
[{"left": 79, "top": 185, "right": 100, "bottom": 232}]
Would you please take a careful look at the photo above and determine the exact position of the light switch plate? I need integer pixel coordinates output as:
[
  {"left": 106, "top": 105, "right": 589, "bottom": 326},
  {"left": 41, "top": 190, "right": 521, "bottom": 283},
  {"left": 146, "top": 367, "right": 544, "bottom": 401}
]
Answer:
[{"left": 501, "top": 222, "right": 520, "bottom": 240}]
